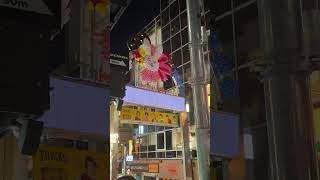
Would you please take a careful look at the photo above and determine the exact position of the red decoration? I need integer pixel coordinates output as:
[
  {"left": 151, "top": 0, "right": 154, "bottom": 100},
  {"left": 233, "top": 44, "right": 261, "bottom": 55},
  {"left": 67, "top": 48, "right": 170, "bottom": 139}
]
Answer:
[{"left": 157, "top": 54, "right": 171, "bottom": 81}]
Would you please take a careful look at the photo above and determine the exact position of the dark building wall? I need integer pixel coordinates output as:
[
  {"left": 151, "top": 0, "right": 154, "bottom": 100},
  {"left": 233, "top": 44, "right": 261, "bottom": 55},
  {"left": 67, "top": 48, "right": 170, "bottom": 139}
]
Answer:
[{"left": 210, "top": 1, "right": 269, "bottom": 180}]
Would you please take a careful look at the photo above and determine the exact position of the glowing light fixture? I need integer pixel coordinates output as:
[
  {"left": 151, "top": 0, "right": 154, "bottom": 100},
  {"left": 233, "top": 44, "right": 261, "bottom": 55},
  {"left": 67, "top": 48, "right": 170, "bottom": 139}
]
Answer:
[
  {"left": 186, "top": 102, "right": 190, "bottom": 112},
  {"left": 110, "top": 133, "right": 119, "bottom": 143}
]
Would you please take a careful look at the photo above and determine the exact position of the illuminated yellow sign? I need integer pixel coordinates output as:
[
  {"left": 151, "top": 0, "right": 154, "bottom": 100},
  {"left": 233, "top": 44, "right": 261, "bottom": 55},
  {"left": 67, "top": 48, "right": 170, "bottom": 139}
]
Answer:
[
  {"left": 120, "top": 107, "right": 179, "bottom": 127},
  {"left": 129, "top": 140, "right": 133, "bottom": 156},
  {"left": 33, "top": 145, "right": 108, "bottom": 180}
]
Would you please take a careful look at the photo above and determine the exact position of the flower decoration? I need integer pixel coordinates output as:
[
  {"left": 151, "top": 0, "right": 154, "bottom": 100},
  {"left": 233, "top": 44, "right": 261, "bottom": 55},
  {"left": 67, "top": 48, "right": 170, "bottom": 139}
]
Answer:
[
  {"left": 133, "top": 38, "right": 172, "bottom": 82},
  {"left": 136, "top": 57, "right": 144, "bottom": 65}
]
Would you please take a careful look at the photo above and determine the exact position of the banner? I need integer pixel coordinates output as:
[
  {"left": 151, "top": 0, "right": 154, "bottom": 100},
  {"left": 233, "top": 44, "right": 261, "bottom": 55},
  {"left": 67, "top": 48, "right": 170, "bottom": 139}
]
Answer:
[
  {"left": 33, "top": 145, "right": 108, "bottom": 180},
  {"left": 120, "top": 107, "right": 179, "bottom": 127},
  {"left": 126, "top": 160, "right": 159, "bottom": 174}
]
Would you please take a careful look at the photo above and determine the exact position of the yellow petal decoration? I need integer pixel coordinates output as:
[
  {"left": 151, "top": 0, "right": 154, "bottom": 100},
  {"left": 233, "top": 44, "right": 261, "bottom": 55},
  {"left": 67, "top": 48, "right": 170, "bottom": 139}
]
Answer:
[{"left": 138, "top": 47, "right": 147, "bottom": 58}]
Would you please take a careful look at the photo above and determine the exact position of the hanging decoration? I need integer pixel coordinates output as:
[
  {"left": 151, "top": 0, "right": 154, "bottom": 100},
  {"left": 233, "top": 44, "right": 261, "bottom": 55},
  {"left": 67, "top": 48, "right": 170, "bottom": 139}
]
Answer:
[{"left": 132, "top": 38, "right": 172, "bottom": 82}]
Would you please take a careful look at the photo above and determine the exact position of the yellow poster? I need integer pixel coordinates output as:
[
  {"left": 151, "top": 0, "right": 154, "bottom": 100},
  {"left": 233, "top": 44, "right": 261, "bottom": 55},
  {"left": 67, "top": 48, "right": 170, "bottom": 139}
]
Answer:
[
  {"left": 133, "top": 109, "right": 142, "bottom": 122},
  {"left": 33, "top": 145, "right": 108, "bottom": 180},
  {"left": 150, "top": 111, "right": 157, "bottom": 124},
  {"left": 120, "top": 108, "right": 179, "bottom": 127},
  {"left": 120, "top": 107, "right": 134, "bottom": 122},
  {"left": 156, "top": 113, "right": 166, "bottom": 124}
]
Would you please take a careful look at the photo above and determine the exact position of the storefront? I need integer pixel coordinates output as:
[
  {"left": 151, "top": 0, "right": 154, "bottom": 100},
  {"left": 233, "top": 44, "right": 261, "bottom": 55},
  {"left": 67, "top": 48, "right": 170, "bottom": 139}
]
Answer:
[{"left": 113, "top": 85, "right": 185, "bottom": 179}]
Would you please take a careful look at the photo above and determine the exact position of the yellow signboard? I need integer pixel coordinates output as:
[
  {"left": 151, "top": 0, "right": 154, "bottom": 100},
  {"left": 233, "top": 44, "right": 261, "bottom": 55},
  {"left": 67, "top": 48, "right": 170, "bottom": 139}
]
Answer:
[
  {"left": 120, "top": 107, "right": 179, "bottom": 127},
  {"left": 148, "top": 164, "right": 159, "bottom": 173},
  {"left": 33, "top": 145, "right": 108, "bottom": 180}
]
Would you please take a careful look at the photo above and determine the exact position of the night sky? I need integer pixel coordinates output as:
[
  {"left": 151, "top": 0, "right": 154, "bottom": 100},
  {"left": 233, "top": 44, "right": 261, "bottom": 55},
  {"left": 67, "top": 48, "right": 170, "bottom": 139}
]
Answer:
[{"left": 111, "top": 0, "right": 160, "bottom": 56}]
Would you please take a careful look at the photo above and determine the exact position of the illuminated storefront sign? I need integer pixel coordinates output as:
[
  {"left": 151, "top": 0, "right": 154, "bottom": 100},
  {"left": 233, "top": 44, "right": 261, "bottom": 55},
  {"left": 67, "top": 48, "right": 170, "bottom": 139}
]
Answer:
[
  {"left": 33, "top": 145, "right": 109, "bottom": 179},
  {"left": 126, "top": 155, "right": 134, "bottom": 162},
  {"left": 124, "top": 86, "right": 185, "bottom": 112},
  {"left": 120, "top": 107, "right": 179, "bottom": 127},
  {"left": 126, "top": 164, "right": 149, "bottom": 172},
  {"left": 129, "top": 140, "right": 133, "bottom": 156},
  {"left": 126, "top": 163, "right": 159, "bottom": 173}
]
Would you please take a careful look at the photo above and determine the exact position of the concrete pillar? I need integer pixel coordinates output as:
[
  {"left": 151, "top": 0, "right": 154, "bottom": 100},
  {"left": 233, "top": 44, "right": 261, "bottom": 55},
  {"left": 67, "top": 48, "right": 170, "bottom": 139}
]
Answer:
[{"left": 258, "top": 0, "right": 319, "bottom": 179}]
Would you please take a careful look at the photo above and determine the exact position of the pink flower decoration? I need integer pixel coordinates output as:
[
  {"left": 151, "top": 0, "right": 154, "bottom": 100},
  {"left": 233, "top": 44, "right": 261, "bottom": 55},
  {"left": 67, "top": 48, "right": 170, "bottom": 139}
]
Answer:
[
  {"left": 141, "top": 69, "right": 161, "bottom": 82},
  {"left": 157, "top": 54, "right": 171, "bottom": 81},
  {"left": 137, "top": 38, "right": 172, "bottom": 82}
]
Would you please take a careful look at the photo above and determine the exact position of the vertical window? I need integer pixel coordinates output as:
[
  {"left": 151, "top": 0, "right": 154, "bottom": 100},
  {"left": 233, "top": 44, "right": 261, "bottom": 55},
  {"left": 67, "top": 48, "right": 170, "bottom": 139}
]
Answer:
[
  {"left": 162, "top": 24, "right": 171, "bottom": 42},
  {"left": 180, "top": 12, "right": 188, "bottom": 28},
  {"left": 163, "top": 40, "right": 171, "bottom": 53},
  {"left": 182, "top": 45, "right": 190, "bottom": 64},
  {"left": 157, "top": 132, "right": 165, "bottom": 149},
  {"left": 172, "top": 49, "right": 182, "bottom": 67},
  {"left": 181, "top": 28, "right": 189, "bottom": 46},
  {"left": 171, "top": 33, "right": 181, "bottom": 51},
  {"left": 171, "top": 17, "right": 181, "bottom": 36},
  {"left": 170, "top": 0, "right": 179, "bottom": 20},
  {"left": 165, "top": 130, "right": 173, "bottom": 150},
  {"left": 179, "top": 0, "right": 186, "bottom": 12},
  {"left": 161, "top": 8, "right": 170, "bottom": 26}
]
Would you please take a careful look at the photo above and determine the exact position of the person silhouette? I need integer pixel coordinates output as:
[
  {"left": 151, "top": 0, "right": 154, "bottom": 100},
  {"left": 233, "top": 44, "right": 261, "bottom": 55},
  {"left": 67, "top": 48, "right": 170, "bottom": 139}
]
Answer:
[
  {"left": 159, "top": 114, "right": 164, "bottom": 123},
  {"left": 135, "top": 111, "right": 141, "bottom": 121},
  {"left": 144, "top": 112, "right": 149, "bottom": 122},
  {"left": 166, "top": 115, "right": 172, "bottom": 124},
  {"left": 80, "top": 156, "right": 97, "bottom": 180}
]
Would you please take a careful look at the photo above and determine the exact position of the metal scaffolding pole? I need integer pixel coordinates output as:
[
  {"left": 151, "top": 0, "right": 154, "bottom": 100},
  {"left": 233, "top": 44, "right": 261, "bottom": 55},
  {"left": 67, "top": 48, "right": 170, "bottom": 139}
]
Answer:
[
  {"left": 186, "top": 0, "right": 210, "bottom": 179},
  {"left": 181, "top": 112, "right": 193, "bottom": 180},
  {"left": 258, "top": 0, "right": 319, "bottom": 179},
  {"left": 110, "top": 100, "right": 120, "bottom": 180}
]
